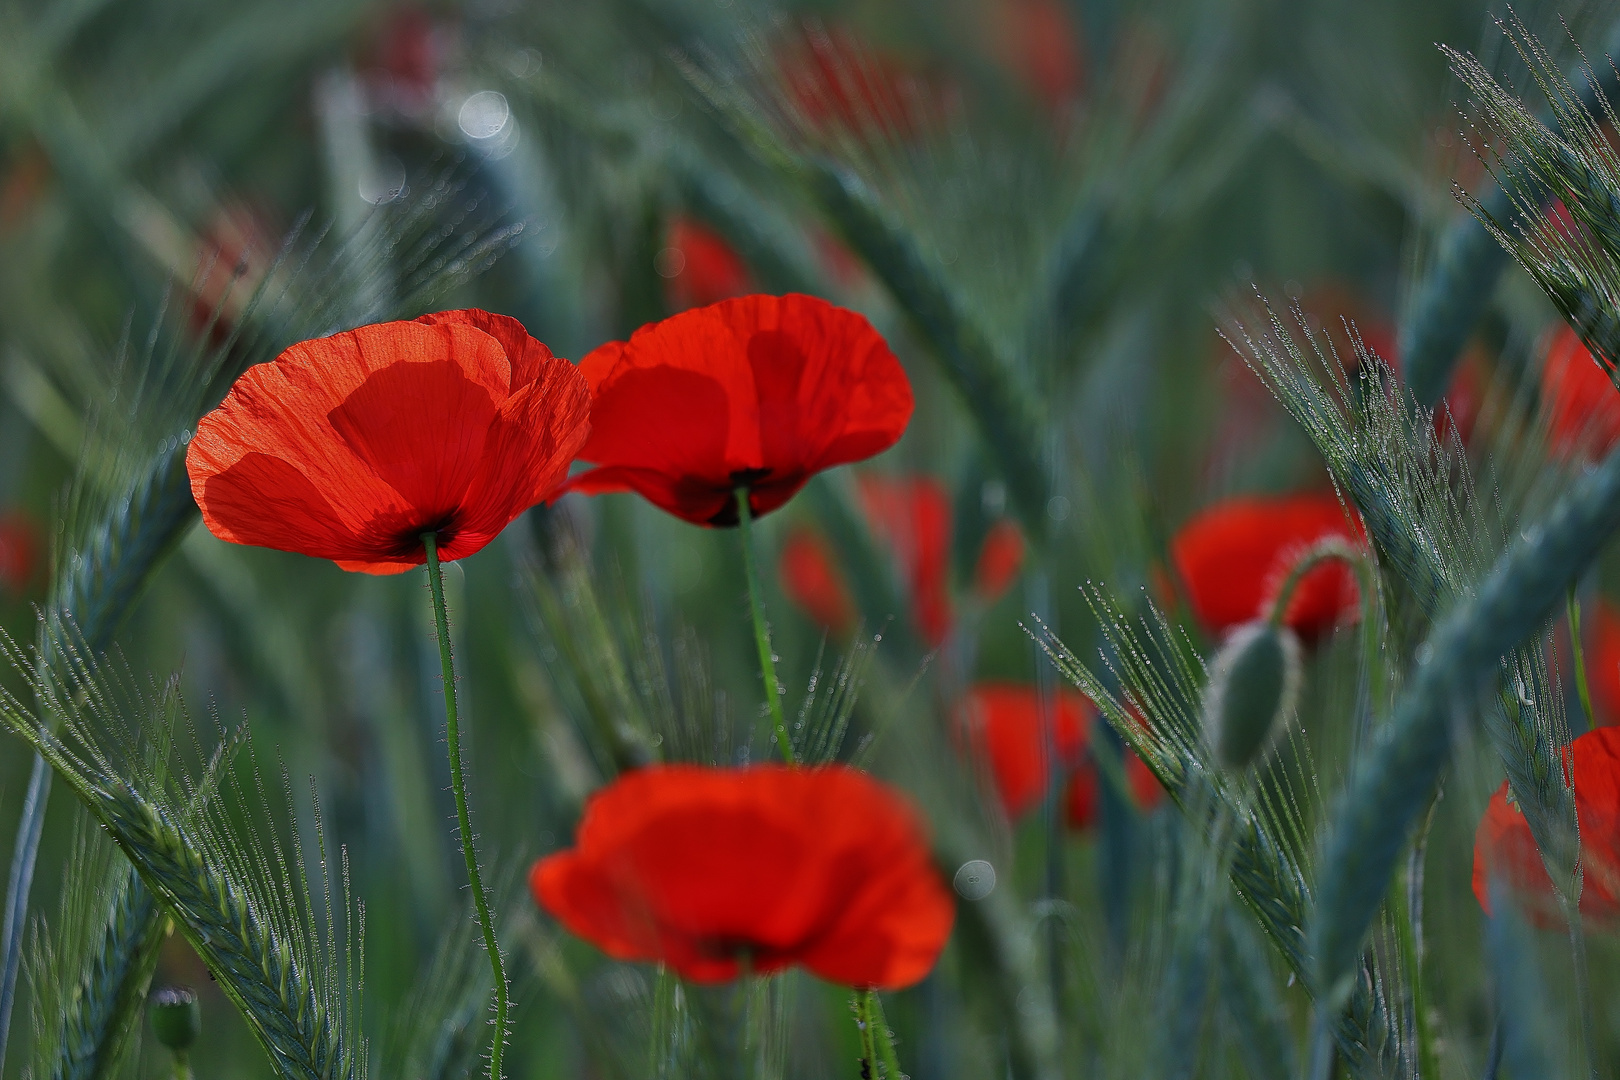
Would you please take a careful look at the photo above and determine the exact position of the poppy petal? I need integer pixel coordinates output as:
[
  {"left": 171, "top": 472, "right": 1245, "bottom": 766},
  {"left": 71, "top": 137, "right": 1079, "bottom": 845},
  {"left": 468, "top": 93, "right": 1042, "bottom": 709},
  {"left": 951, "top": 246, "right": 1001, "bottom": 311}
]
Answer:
[
  {"left": 190, "top": 312, "right": 587, "bottom": 572},
  {"left": 198, "top": 452, "right": 413, "bottom": 570},
  {"left": 416, "top": 308, "right": 556, "bottom": 389},
  {"left": 531, "top": 764, "right": 953, "bottom": 989},
  {"left": 572, "top": 294, "right": 911, "bottom": 526}
]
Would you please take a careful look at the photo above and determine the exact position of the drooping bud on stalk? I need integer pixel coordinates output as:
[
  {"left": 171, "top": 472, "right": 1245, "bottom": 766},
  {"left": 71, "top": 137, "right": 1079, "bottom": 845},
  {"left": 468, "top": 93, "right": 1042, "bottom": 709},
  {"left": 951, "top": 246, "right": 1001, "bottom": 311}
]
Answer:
[
  {"left": 1203, "top": 620, "right": 1302, "bottom": 772},
  {"left": 150, "top": 985, "right": 200, "bottom": 1080}
]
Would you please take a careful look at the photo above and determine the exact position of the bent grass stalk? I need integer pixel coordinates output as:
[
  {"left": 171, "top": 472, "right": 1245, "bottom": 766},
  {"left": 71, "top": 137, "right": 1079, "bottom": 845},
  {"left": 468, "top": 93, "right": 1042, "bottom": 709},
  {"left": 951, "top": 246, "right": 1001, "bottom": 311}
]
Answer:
[
  {"left": 421, "top": 534, "right": 508, "bottom": 1080},
  {"left": 736, "top": 489, "right": 794, "bottom": 765}
]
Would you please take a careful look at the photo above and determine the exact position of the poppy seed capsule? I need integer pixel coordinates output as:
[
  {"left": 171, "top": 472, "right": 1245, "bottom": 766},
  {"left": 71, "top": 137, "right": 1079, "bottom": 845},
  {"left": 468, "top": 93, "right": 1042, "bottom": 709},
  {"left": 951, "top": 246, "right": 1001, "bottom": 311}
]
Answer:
[
  {"left": 149, "top": 986, "right": 201, "bottom": 1051},
  {"left": 1203, "top": 620, "right": 1302, "bottom": 772}
]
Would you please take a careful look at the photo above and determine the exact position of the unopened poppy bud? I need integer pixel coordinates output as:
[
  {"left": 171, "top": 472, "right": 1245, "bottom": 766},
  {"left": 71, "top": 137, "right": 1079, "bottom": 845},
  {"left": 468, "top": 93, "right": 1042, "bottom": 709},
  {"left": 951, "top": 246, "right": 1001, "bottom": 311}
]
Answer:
[
  {"left": 1203, "top": 620, "right": 1301, "bottom": 772},
  {"left": 149, "top": 986, "right": 201, "bottom": 1052}
]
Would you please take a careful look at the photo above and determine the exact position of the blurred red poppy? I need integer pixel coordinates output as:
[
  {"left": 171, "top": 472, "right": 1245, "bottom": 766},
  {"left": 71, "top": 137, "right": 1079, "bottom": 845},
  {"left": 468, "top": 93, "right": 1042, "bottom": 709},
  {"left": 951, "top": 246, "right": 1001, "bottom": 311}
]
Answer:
[
  {"left": 568, "top": 294, "right": 912, "bottom": 526},
  {"left": 958, "top": 683, "right": 1163, "bottom": 824},
  {"left": 1542, "top": 324, "right": 1620, "bottom": 459},
  {"left": 1065, "top": 747, "right": 1164, "bottom": 830},
  {"left": 0, "top": 510, "right": 40, "bottom": 594},
  {"left": 363, "top": 7, "right": 443, "bottom": 115},
  {"left": 187, "top": 309, "right": 589, "bottom": 573},
  {"left": 959, "top": 683, "right": 1086, "bottom": 818},
  {"left": 984, "top": 0, "right": 1084, "bottom": 111},
  {"left": 1473, "top": 726, "right": 1620, "bottom": 922},
  {"left": 973, "top": 518, "right": 1026, "bottom": 602},
  {"left": 778, "top": 474, "right": 1023, "bottom": 643},
  {"left": 530, "top": 763, "right": 954, "bottom": 989},
  {"left": 779, "top": 526, "right": 856, "bottom": 636},
  {"left": 190, "top": 202, "right": 276, "bottom": 342},
  {"left": 776, "top": 25, "right": 951, "bottom": 140},
  {"left": 1170, "top": 493, "right": 1364, "bottom": 640},
  {"left": 858, "top": 475, "right": 952, "bottom": 647},
  {"left": 663, "top": 218, "right": 753, "bottom": 312},
  {"left": 1584, "top": 599, "right": 1620, "bottom": 727}
]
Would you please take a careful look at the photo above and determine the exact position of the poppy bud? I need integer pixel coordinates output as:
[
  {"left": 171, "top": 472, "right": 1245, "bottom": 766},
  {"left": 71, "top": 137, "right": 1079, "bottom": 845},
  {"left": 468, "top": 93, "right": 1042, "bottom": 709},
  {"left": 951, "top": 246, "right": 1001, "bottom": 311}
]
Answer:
[
  {"left": 1203, "top": 620, "right": 1301, "bottom": 772},
  {"left": 149, "top": 986, "right": 201, "bottom": 1052}
]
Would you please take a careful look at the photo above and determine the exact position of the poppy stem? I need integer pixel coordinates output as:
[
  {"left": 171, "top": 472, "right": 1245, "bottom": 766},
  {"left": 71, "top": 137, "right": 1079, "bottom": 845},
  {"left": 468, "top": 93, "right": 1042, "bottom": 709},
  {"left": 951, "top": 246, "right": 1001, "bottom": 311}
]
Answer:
[
  {"left": 1262, "top": 536, "right": 1365, "bottom": 630},
  {"left": 736, "top": 488, "right": 794, "bottom": 764},
  {"left": 852, "top": 989, "right": 878, "bottom": 1078},
  {"left": 422, "top": 533, "right": 508, "bottom": 1080},
  {"left": 866, "top": 989, "right": 904, "bottom": 1080}
]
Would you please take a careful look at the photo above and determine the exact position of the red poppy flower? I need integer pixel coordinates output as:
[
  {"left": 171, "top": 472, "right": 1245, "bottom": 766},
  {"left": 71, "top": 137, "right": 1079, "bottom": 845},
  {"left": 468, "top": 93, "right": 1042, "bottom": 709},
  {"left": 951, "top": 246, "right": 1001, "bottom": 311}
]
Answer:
[
  {"left": 1542, "top": 324, "right": 1620, "bottom": 458},
  {"left": 567, "top": 294, "right": 912, "bottom": 527},
  {"left": 987, "top": 0, "right": 1084, "bottom": 110},
  {"left": 190, "top": 203, "right": 276, "bottom": 342},
  {"left": 973, "top": 519, "right": 1026, "bottom": 602},
  {"left": 530, "top": 764, "right": 954, "bottom": 989},
  {"left": 663, "top": 218, "right": 753, "bottom": 312},
  {"left": 959, "top": 683, "right": 1086, "bottom": 818},
  {"left": 0, "top": 510, "right": 40, "bottom": 594},
  {"left": 1473, "top": 726, "right": 1620, "bottom": 922},
  {"left": 858, "top": 475, "right": 952, "bottom": 646},
  {"left": 779, "top": 526, "right": 857, "bottom": 636},
  {"left": 1585, "top": 599, "right": 1620, "bottom": 727},
  {"left": 1065, "top": 749, "right": 1164, "bottom": 830},
  {"left": 776, "top": 26, "right": 951, "bottom": 140},
  {"left": 363, "top": 7, "right": 443, "bottom": 115},
  {"left": 186, "top": 309, "right": 590, "bottom": 573},
  {"left": 1170, "top": 493, "right": 1364, "bottom": 640}
]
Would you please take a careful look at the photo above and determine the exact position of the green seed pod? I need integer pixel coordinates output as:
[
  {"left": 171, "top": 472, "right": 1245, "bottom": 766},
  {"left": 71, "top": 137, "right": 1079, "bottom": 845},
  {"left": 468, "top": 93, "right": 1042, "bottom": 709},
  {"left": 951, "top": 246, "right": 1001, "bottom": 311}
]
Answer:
[
  {"left": 149, "top": 986, "right": 201, "bottom": 1052},
  {"left": 1203, "top": 620, "right": 1302, "bottom": 772}
]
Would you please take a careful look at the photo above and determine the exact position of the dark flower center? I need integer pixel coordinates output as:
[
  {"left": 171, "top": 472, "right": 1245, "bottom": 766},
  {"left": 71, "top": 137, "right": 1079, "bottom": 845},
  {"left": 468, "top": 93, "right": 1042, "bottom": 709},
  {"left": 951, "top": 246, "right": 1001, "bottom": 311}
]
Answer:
[{"left": 705, "top": 468, "right": 775, "bottom": 527}]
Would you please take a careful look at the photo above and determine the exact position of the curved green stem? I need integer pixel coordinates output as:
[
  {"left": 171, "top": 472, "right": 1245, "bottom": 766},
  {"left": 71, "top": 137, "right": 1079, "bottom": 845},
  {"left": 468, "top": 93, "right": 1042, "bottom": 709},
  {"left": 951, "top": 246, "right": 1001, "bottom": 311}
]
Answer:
[
  {"left": 736, "top": 489, "right": 794, "bottom": 764},
  {"left": 422, "top": 534, "right": 508, "bottom": 1080}
]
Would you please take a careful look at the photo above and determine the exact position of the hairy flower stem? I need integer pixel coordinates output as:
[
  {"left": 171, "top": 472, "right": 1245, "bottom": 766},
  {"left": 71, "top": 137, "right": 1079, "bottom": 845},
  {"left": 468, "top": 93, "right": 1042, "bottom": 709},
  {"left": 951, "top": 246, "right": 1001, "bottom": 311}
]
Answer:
[
  {"left": 422, "top": 534, "right": 508, "bottom": 1080},
  {"left": 735, "top": 489, "right": 793, "bottom": 764},
  {"left": 852, "top": 990, "right": 878, "bottom": 1079},
  {"left": 867, "top": 991, "right": 903, "bottom": 1080}
]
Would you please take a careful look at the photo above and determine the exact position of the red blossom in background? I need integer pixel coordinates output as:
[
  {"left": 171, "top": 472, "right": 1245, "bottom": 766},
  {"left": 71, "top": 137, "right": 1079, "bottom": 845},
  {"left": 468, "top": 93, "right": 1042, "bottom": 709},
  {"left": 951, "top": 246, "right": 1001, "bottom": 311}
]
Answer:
[
  {"left": 858, "top": 474, "right": 953, "bottom": 647},
  {"left": 1474, "top": 726, "right": 1620, "bottom": 923},
  {"left": 986, "top": 0, "right": 1085, "bottom": 111},
  {"left": 1170, "top": 493, "right": 1364, "bottom": 641},
  {"left": 777, "top": 476, "right": 1025, "bottom": 643},
  {"left": 190, "top": 202, "right": 277, "bottom": 342},
  {"left": 567, "top": 294, "right": 913, "bottom": 527},
  {"left": 361, "top": 6, "right": 444, "bottom": 116},
  {"left": 776, "top": 25, "right": 953, "bottom": 140},
  {"left": 530, "top": 764, "right": 954, "bottom": 989},
  {"left": 662, "top": 217, "right": 753, "bottom": 312},
  {"left": 1542, "top": 324, "right": 1620, "bottom": 459},
  {"left": 187, "top": 309, "right": 589, "bottom": 573},
  {"left": 1584, "top": 599, "right": 1620, "bottom": 727},
  {"left": 958, "top": 683, "right": 1163, "bottom": 825},
  {"left": 959, "top": 683, "right": 1085, "bottom": 818},
  {"left": 778, "top": 527, "right": 857, "bottom": 636},
  {"left": 1065, "top": 746, "right": 1163, "bottom": 829},
  {"left": 0, "top": 510, "right": 40, "bottom": 594},
  {"left": 973, "top": 519, "right": 1026, "bottom": 602}
]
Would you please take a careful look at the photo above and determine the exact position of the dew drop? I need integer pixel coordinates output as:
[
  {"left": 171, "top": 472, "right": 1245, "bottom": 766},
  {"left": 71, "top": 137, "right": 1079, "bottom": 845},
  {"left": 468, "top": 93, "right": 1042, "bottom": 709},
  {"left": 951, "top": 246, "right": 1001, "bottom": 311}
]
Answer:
[{"left": 953, "top": 859, "right": 996, "bottom": 900}]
